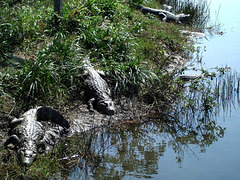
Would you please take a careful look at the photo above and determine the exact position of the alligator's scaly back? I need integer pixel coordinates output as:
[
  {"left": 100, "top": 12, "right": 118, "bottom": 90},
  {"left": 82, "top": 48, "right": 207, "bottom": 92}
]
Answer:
[
  {"left": 137, "top": 5, "right": 190, "bottom": 24},
  {"left": 6, "top": 108, "right": 43, "bottom": 164},
  {"left": 4, "top": 106, "right": 70, "bottom": 165},
  {"left": 82, "top": 57, "right": 115, "bottom": 115}
]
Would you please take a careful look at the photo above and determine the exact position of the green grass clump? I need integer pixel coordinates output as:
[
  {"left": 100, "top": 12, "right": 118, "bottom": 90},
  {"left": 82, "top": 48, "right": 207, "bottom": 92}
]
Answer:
[
  {"left": 105, "top": 57, "right": 158, "bottom": 96},
  {"left": 2, "top": 33, "right": 83, "bottom": 106},
  {"left": 0, "top": 22, "right": 23, "bottom": 60}
]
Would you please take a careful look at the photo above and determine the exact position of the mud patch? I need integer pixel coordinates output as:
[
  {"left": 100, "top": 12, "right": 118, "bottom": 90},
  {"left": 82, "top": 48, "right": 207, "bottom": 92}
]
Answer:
[{"left": 63, "top": 97, "right": 152, "bottom": 136}]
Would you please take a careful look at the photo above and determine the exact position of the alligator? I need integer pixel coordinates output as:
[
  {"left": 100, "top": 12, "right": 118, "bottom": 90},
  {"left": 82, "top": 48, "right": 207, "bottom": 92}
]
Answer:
[
  {"left": 82, "top": 57, "right": 115, "bottom": 115},
  {"left": 178, "top": 74, "right": 204, "bottom": 81},
  {"left": 137, "top": 5, "right": 190, "bottom": 24},
  {"left": 162, "top": 4, "right": 173, "bottom": 11},
  {"left": 4, "top": 106, "right": 70, "bottom": 165}
]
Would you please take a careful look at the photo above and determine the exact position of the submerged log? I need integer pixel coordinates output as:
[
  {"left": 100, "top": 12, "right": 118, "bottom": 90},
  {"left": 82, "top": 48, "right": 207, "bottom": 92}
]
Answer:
[{"left": 137, "top": 5, "right": 190, "bottom": 24}]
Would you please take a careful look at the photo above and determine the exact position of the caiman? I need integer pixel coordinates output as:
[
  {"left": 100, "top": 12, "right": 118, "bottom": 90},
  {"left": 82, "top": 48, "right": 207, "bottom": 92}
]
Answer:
[
  {"left": 82, "top": 57, "right": 115, "bottom": 115},
  {"left": 137, "top": 5, "right": 190, "bottom": 24},
  {"left": 4, "top": 106, "right": 70, "bottom": 165}
]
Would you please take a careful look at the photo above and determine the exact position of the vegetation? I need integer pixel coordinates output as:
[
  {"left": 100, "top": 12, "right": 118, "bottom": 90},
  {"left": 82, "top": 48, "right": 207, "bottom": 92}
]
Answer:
[
  {"left": 0, "top": 0, "right": 205, "bottom": 109},
  {"left": 0, "top": 0, "right": 219, "bottom": 179}
]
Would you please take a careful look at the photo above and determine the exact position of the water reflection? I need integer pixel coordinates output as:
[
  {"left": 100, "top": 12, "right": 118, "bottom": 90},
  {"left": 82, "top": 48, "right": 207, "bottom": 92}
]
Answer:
[
  {"left": 63, "top": 119, "right": 225, "bottom": 179},
  {"left": 57, "top": 71, "right": 240, "bottom": 179}
]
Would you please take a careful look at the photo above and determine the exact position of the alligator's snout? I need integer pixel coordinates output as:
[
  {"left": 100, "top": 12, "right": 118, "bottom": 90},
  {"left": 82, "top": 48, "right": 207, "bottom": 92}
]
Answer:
[
  {"left": 97, "top": 100, "right": 115, "bottom": 115},
  {"left": 106, "top": 106, "right": 115, "bottom": 115},
  {"left": 19, "top": 149, "right": 37, "bottom": 165}
]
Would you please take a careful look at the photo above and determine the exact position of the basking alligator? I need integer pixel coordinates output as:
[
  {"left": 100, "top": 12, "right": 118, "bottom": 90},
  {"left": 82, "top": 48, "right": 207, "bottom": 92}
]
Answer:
[
  {"left": 4, "top": 107, "right": 70, "bottom": 165},
  {"left": 83, "top": 58, "right": 115, "bottom": 115},
  {"left": 178, "top": 74, "right": 204, "bottom": 81},
  {"left": 137, "top": 5, "right": 190, "bottom": 24}
]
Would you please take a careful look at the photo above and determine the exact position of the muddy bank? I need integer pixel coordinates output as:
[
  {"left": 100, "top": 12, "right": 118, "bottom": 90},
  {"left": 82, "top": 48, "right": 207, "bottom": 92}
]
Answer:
[
  {"left": 63, "top": 96, "right": 152, "bottom": 135},
  {"left": 0, "top": 95, "right": 152, "bottom": 144},
  {"left": 63, "top": 49, "right": 190, "bottom": 135},
  {"left": 0, "top": 48, "right": 189, "bottom": 144}
]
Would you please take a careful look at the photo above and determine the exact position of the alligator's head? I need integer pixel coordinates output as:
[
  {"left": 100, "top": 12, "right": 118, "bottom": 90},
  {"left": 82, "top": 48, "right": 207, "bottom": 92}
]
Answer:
[
  {"left": 97, "top": 100, "right": 115, "bottom": 115},
  {"left": 177, "top": 14, "right": 190, "bottom": 23},
  {"left": 18, "top": 140, "right": 45, "bottom": 165},
  {"left": 19, "top": 149, "right": 37, "bottom": 165},
  {"left": 5, "top": 135, "right": 39, "bottom": 165}
]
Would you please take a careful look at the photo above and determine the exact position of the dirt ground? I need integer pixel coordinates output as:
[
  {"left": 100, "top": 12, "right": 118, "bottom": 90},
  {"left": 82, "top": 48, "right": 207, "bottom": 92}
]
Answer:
[{"left": 63, "top": 96, "right": 152, "bottom": 135}]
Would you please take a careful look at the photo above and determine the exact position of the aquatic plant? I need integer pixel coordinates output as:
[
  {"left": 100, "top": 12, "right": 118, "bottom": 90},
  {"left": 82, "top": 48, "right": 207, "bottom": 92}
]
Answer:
[{"left": 175, "top": 68, "right": 240, "bottom": 123}]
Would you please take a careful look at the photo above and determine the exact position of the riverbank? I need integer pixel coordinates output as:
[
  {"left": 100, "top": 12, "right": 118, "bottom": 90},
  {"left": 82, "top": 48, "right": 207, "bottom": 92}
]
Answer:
[
  {"left": 0, "top": 0, "right": 210, "bottom": 178},
  {"left": 0, "top": 0, "right": 200, "bottom": 126}
]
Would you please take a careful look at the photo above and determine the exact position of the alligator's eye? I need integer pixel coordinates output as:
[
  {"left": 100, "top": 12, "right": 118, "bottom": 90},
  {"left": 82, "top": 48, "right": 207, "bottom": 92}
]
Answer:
[
  {"left": 99, "top": 101, "right": 106, "bottom": 106},
  {"left": 108, "top": 102, "right": 113, "bottom": 107},
  {"left": 106, "top": 101, "right": 114, "bottom": 108},
  {"left": 104, "top": 101, "right": 113, "bottom": 108},
  {"left": 24, "top": 150, "right": 36, "bottom": 157}
]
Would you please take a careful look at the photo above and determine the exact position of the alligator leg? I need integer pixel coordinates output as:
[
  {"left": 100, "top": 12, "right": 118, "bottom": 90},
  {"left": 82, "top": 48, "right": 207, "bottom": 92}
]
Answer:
[
  {"left": 159, "top": 13, "right": 167, "bottom": 22},
  {"left": 43, "top": 129, "right": 60, "bottom": 145},
  {"left": 37, "top": 141, "right": 46, "bottom": 154},
  {"left": 10, "top": 117, "right": 24, "bottom": 126},
  {"left": 88, "top": 98, "right": 95, "bottom": 112},
  {"left": 4, "top": 134, "right": 20, "bottom": 149}
]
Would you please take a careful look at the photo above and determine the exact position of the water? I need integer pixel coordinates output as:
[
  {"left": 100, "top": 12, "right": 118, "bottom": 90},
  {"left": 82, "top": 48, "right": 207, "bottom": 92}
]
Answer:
[
  {"left": 156, "top": 0, "right": 240, "bottom": 179},
  {"left": 196, "top": 0, "right": 240, "bottom": 71},
  {"left": 152, "top": 1, "right": 240, "bottom": 179},
  {"left": 66, "top": 1, "right": 240, "bottom": 179}
]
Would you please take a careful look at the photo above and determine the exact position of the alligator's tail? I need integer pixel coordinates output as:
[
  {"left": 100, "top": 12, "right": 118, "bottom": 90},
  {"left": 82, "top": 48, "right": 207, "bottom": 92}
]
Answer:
[{"left": 36, "top": 107, "right": 70, "bottom": 129}]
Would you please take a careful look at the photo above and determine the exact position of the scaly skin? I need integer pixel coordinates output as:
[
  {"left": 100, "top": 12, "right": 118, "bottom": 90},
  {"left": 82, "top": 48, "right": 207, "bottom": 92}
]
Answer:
[
  {"left": 4, "top": 107, "right": 70, "bottom": 165},
  {"left": 83, "top": 59, "right": 115, "bottom": 115},
  {"left": 137, "top": 5, "right": 190, "bottom": 24}
]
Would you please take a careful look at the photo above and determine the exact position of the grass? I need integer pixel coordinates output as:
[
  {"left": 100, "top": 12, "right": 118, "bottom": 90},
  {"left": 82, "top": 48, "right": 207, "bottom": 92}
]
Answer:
[
  {"left": 0, "top": 0, "right": 193, "bottom": 110},
  {"left": 1, "top": 32, "right": 83, "bottom": 107}
]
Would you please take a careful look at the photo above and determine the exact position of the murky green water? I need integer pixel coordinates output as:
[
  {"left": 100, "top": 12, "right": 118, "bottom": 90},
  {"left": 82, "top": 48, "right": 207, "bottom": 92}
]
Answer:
[{"left": 64, "top": 1, "right": 240, "bottom": 179}]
